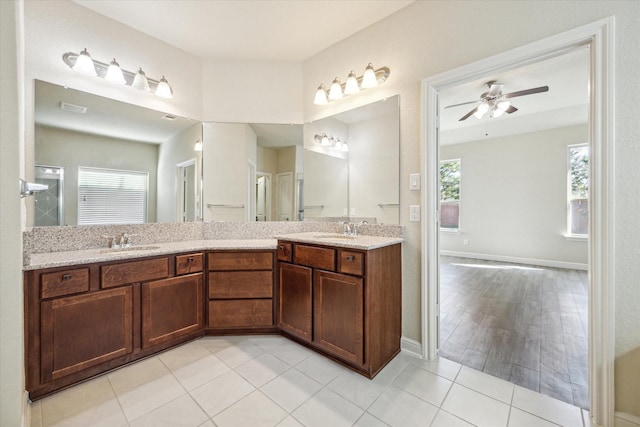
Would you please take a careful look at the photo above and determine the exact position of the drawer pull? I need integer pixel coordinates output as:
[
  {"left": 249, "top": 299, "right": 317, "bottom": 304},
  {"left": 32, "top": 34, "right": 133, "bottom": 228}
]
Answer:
[
  {"left": 346, "top": 256, "right": 355, "bottom": 261},
  {"left": 278, "top": 245, "right": 284, "bottom": 251},
  {"left": 62, "top": 274, "right": 72, "bottom": 281},
  {"left": 187, "top": 257, "right": 194, "bottom": 262}
]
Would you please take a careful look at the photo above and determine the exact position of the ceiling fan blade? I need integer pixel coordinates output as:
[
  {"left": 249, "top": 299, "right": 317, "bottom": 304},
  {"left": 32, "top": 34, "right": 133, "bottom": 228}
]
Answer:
[
  {"left": 503, "top": 85, "right": 549, "bottom": 99},
  {"left": 506, "top": 105, "right": 518, "bottom": 114},
  {"left": 444, "top": 100, "right": 479, "bottom": 109},
  {"left": 487, "top": 83, "right": 503, "bottom": 97},
  {"left": 459, "top": 107, "right": 478, "bottom": 121}
]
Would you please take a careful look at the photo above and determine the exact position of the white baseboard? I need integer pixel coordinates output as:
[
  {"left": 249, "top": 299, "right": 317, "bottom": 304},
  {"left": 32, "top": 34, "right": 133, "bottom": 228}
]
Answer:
[
  {"left": 616, "top": 412, "right": 640, "bottom": 427},
  {"left": 401, "top": 336, "right": 423, "bottom": 358},
  {"left": 23, "top": 390, "right": 30, "bottom": 427},
  {"left": 440, "top": 250, "right": 588, "bottom": 271}
]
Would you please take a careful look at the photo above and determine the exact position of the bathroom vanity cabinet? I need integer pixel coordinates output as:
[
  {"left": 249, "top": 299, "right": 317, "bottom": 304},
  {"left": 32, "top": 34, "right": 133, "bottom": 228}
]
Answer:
[
  {"left": 206, "top": 250, "right": 276, "bottom": 332},
  {"left": 24, "top": 252, "right": 205, "bottom": 399},
  {"left": 277, "top": 240, "right": 402, "bottom": 377}
]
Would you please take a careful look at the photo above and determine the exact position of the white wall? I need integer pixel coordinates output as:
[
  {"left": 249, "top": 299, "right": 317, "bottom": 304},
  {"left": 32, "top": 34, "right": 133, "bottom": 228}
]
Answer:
[
  {"left": 302, "top": 0, "right": 640, "bottom": 417},
  {"left": 0, "top": 1, "right": 25, "bottom": 425},
  {"left": 349, "top": 112, "right": 399, "bottom": 223},
  {"left": 157, "top": 123, "right": 202, "bottom": 222},
  {"left": 35, "top": 125, "right": 160, "bottom": 225},
  {"left": 202, "top": 122, "right": 256, "bottom": 221},
  {"left": 202, "top": 60, "right": 303, "bottom": 124},
  {"left": 440, "top": 125, "right": 588, "bottom": 266}
]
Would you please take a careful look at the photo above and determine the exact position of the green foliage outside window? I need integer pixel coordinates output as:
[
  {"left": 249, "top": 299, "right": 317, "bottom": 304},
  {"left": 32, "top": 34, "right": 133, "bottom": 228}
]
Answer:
[
  {"left": 440, "top": 160, "right": 460, "bottom": 201},
  {"left": 570, "top": 146, "right": 589, "bottom": 198}
]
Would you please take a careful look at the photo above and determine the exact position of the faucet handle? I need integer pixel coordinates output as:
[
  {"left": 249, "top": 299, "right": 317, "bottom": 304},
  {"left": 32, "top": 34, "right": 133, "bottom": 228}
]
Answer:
[{"left": 101, "top": 235, "right": 117, "bottom": 248}]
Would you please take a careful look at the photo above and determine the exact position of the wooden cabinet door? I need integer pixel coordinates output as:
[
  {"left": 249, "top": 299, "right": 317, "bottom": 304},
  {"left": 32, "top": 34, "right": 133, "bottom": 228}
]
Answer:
[
  {"left": 141, "top": 273, "right": 204, "bottom": 349},
  {"left": 278, "top": 263, "right": 312, "bottom": 341},
  {"left": 313, "top": 270, "right": 364, "bottom": 365},
  {"left": 40, "top": 286, "right": 133, "bottom": 382}
]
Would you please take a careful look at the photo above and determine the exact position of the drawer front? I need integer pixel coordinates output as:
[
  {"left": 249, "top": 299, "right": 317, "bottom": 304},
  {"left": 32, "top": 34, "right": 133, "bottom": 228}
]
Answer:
[
  {"left": 338, "top": 250, "right": 365, "bottom": 276},
  {"left": 277, "top": 242, "right": 292, "bottom": 262},
  {"left": 209, "top": 271, "right": 273, "bottom": 299},
  {"left": 208, "top": 299, "right": 273, "bottom": 328},
  {"left": 293, "top": 245, "right": 335, "bottom": 271},
  {"left": 176, "top": 253, "right": 204, "bottom": 275},
  {"left": 101, "top": 257, "right": 169, "bottom": 288},
  {"left": 41, "top": 268, "right": 90, "bottom": 299},
  {"left": 208, "top": 251, "right": 273, "bottom": 271}
]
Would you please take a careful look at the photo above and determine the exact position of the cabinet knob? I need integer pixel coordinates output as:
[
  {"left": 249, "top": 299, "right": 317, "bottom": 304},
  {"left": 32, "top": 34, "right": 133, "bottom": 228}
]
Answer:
[
  {"left": 62, "top": 274, "right": 72, "bottom": 281},
  {"left": 346, "top": 256, "right": 355, "bottom": 262},
  {"left": 278, "top": 246, "right": 284, "bottom": 251},
  {"left": 187, "top": 257, "right": 194, "bottom": 262}
]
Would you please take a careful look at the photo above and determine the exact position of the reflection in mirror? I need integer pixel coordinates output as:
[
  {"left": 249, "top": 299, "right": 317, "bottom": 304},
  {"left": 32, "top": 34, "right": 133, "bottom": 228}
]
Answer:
[
  {"left": 33, "top": 80, "right": 202, "bottom": 227},
  {"left": 202, "top": 122, "right": 303, "bottom": 222},
  {"left": 303, "top": 95, "right": 400, "bottom": 224}
]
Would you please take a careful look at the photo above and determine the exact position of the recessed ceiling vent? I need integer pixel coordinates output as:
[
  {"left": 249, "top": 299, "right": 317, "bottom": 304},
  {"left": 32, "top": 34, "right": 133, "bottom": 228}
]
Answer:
[
  {"left": 59, "top": 102, "right": 87, "bottom": 114},
  {"left": 162, "top": 114, "right": 177, "bottom": 121}
]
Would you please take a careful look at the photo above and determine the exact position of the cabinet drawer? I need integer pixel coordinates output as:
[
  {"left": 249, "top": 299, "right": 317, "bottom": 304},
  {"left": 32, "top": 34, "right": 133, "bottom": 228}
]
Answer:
[
  {"left": 208, "top": 251, "right": 273, "bottom": 271},
  {"left": 101, "top": 257, "right": 169, "bottom": 288},
  {"left": 277, "top": 243, "right": 292, "bottom": 262},
  {"left": 176, "top": 253, "right": 203, "bottom": 275},
  {"left": 293, "top": 245, "right": 335, "bottom": 271},
  {"left": 41, "top": 268, "right": 90, "bottom": 299},
  {"left": 339, "top": 250, "right": 364, "bottom": 276},
  {"left": 209, "top": 271, "right": 273, "bottom": 299},
  {"left": 208, "top": 299, "right": 273, "bottom": 328}
]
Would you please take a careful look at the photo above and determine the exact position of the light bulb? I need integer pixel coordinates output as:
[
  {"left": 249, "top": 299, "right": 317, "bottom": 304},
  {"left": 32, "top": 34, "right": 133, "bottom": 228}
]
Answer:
[
  {"left": 155, "top": 76, "right": 173, "bottom": 99},
  {"left": 194, "top": 140, "right": 203, "bottom": 151},
  {"left": 334, "top": 139, "right": 343, "bottom": 151},
  {"left": 105, "top": 59, "right": 126, "bottom": 85},
  {"left": 474, "top": 102, "right": 489, "bottom": 119},
  {"left": 72, "top": 48, "right": 97, "bottom": 76},
  {"left": 328, "top": 78, "right": 343, "bottom": 100},
  {"left": 341, "top": 141, "right": 349, "bottom": 152},
  {"left": 132, "top": 67, "right": 150, "bottom": 91},
  {"left": 314, "top": 84, "right": 328, "bottom": 105},
  {"left": 344, "top": 70, "right": 359, "bottom": 95},
  {"left": 361, "top": 63, "right": 377, "bottom": 88},
  {"left": 321, "top": 134, "right": 330, "bottom": 146},
  {"left": 492, "top": 100, "right": 510, "bottom": 117}
]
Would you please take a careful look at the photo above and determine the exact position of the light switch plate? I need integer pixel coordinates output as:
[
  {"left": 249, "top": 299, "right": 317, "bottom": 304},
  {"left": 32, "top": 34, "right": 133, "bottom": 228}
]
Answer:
[
  {"left": 410, "top": 173, "right": 420, "bottom": 190},
  {"left": 409, "top": 205, "right": 420, "bottom": 222}
]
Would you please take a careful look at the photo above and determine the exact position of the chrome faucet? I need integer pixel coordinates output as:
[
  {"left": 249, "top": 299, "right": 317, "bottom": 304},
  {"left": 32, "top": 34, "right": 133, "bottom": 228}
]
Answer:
[
  {"left": 352, "top": 220, "right": 368, "bottom": 236},
  {"left": 342, "top": 221, "right": 352, "bottom": 236}
]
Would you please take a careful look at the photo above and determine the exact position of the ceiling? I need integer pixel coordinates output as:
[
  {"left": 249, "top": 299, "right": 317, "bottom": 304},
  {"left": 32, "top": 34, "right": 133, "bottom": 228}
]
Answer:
[
  {"left": 439, "top": 46, "right": 590, "bottom": 145},
  {"left": 72, "top": 0, "right": 415, "bottom": 62}
]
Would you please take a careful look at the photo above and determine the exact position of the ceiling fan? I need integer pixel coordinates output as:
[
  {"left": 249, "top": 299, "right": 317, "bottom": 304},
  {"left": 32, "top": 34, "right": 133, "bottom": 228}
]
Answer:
[{"left": 446, "top": 80, "right": 549, "bottom": 121}]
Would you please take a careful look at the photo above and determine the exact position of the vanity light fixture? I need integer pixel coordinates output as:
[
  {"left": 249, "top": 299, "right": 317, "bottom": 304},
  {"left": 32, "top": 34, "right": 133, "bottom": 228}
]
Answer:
[
  {"left": 63, "top": 49, "right": 173, "bottom": 99},
  {"left": 314, "top": 133, "right": 348, "bottom": 152},
  {"left": 313, "top": 63, "right": 390, "bottom": 105}
]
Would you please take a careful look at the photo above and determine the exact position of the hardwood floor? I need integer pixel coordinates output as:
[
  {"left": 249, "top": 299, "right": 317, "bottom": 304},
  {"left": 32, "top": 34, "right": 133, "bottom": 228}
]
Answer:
[{"left": 438, "top": 255, "right": 589, "bottom": 409}]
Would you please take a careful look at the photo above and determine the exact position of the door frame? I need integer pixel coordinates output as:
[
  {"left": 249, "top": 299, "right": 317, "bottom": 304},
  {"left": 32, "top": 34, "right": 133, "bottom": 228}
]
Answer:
[{"left": 421, "top": 18, "right": 615, "bottom": 426}]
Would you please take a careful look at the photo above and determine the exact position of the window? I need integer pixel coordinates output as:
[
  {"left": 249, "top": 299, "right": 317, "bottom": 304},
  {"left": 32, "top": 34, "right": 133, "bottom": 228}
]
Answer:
[
  {"left": 568, "top": 144, "right": 589, "bottom": 236},
  {"left": 78, "top": 167, "right": 148, "bottom": 225},
  {"left": 440, "top": 159, "right": 460, "bottom": 230}
]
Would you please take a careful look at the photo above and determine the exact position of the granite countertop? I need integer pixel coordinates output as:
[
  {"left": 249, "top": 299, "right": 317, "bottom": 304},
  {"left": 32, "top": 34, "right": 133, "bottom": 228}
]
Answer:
[
  {"left": 25, "top": 239, "right": 278, "bottom": 270},
  {"left": 25, "top": 233, "right": 403, "bottom": 271},
  {"left": 276, "top": 232, "right": 403, "bottom": 250}
]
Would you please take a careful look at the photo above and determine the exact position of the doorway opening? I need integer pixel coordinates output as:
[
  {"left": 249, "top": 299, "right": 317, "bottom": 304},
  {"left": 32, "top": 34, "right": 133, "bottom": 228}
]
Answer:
[
  {"left": 256, "top": 171, "right": 272, "bottom": 221},
  {"left": 421, "top": 18, "right": 615, "bottom": 426},
  {"left": 176, "top": 159, "right": 197, "bottom": 223}
]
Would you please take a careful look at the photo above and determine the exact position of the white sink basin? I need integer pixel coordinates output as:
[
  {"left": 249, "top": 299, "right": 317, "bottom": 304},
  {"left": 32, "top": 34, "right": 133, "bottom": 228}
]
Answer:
[{"left": 99, "top": 245, "right": 161, "bottom": 254}]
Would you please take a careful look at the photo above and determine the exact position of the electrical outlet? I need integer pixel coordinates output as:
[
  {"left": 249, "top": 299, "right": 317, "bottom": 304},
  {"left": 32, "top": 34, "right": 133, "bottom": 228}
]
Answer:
[
  {"left": 409, "top": 205, "right": 420, "bottom": 222},
  {"left": 410, "top": 173, "right": 420, "bottom": 190}
]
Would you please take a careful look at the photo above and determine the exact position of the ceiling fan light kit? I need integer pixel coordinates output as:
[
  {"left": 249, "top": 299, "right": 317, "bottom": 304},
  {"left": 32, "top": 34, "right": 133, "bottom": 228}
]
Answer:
[{"left": 447, "top": 80, "right": 549, "bottom": 121}]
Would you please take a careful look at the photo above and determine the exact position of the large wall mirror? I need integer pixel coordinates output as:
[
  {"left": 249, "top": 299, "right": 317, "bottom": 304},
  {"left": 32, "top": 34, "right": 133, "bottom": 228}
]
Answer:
[
  {"left": 33, "top": 80, "right": 202, "bottom": 227},
  {"left": 33, "top": 80, "right": 400, "bottom": 227}
]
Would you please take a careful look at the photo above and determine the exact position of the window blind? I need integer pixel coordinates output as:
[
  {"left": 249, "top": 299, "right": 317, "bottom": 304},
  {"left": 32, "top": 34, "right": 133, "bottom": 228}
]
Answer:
[{"left": 78, "top": 167, "right": 148, "bottom": 225}]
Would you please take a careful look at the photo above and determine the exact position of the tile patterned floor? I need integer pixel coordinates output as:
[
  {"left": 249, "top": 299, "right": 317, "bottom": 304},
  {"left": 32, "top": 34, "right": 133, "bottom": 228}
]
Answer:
[
  {"left": 29, "top": 335, "right": 590, "bottom": 427},
  {"left": 439, "top": 256, "right": 589, "bottom": 409}
]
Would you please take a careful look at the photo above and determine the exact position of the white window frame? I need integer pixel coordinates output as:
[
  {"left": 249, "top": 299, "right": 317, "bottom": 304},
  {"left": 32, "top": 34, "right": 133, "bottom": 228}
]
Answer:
[
  {"left": 439, "top": 158, "right": 461, "bottom": 233},
  {"left": 78, "top": 166, "right": 148, "bottom": 225},
  {"left": 567, "top": 143, "right": 589, "bottom": 238}
]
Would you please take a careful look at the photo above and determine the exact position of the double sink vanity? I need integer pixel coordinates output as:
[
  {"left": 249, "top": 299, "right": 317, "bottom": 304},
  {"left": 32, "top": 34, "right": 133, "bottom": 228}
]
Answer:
[{"left": 23, "top": 224, "right": 402, "bottom": 400}]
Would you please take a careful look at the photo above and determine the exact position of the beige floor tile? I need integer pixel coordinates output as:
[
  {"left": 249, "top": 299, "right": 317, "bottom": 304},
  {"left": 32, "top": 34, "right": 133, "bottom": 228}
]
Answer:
[
  {"left": 190, "top": 370, "right": 255, "bottom": 417},
  {"left": 129, "top": 394, "right": 208, "bottom": 427},
  {"left": 368, "top": 385, "right": 439, "bottom": 426},
  {"left": 115, "top": 372, "right": 186, "bottom": 422},
  {"left": 260, "top": 368, "right": 322, "bottom": 413},
  {"left": 456, "top": 366, "right": 515, "bottom": 404},
  {"left": 171, "top": 353, "right": 230, "bottom": 391},
  {"left": 213, "top": 390, "right": 287, "bottom": 427},
  {"left": 442, "top": 384, "right": 510, "bottom": 427},
  {"left": 392, "top": 364, "right": 453, "bottom": 407},
  {"left": 235, "top": 353, "right": 290, "bottom": 387},
  {"left": 292, "top": 388, "right": 364, "bottom": 427}
]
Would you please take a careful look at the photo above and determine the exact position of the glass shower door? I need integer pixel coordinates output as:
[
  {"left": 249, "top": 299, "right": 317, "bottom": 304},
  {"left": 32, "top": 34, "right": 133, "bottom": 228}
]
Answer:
[{"left": 34, "top": 165, "right": 64, "bottom": 226}]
